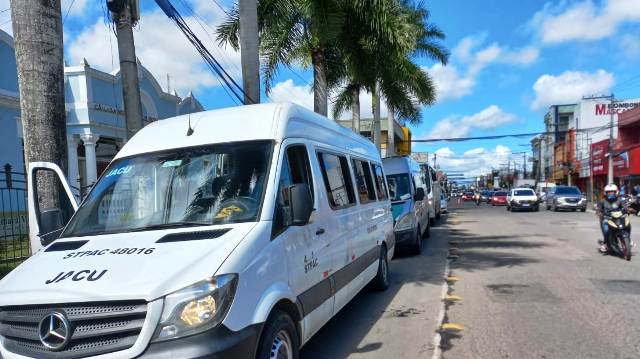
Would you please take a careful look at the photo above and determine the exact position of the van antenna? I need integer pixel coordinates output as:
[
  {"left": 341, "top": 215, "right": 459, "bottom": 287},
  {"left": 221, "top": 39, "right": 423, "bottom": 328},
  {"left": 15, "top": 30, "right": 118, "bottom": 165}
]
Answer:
[{"left": 186, "top": 113, "right": 194, "bottom": 136}]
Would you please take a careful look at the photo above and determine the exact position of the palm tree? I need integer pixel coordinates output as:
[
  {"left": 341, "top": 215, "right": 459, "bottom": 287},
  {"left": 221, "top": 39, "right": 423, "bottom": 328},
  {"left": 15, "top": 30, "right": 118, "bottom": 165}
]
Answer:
[
  {"left": 217, "top": 0, "right": 346, "bottom": 116},
  {"left": 10, "top": 0, "right": 68, "bottom": 209},
  {"left": 331, "top": 1, "right": 449, "bottom": 153}
]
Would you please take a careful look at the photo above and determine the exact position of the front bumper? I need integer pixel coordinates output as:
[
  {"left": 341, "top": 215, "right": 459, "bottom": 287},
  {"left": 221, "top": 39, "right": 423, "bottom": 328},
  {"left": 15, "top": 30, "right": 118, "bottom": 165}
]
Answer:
[
  {"left": 510, "top": 201, "right": 538, "bottom": 210},
  {"left": 138, "top": 323, "right": 262, "bottom": 359},
  {"left": 554, "top": 201, "right": 587, "bottom": 210},
  {"left": 394, "top": 228, "right": 417, "bottom": 245}
]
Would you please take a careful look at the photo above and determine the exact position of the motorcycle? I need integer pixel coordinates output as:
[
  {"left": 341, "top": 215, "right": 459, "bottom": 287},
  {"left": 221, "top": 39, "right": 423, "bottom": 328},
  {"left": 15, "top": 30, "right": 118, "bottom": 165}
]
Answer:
[
  {"left": 603, "top": 209, "right": 632, "bottom": 261},
  {"left": 475, "top": 193, "right": 481, "bottom": 206}
]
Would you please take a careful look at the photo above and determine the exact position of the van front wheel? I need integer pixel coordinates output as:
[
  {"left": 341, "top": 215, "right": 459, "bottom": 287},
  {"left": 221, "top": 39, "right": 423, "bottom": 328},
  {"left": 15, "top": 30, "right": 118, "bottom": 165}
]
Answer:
[
  {"left": 256, "top": 310, "right": 299, "bottom": 359},
  {"left": 372, "top": 246, "right": 389, "bottom": 291}
]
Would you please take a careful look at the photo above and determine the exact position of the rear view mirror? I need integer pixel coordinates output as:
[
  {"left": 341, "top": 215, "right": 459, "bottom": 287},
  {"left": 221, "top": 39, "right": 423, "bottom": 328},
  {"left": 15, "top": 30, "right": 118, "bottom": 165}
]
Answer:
[
  {"left": 289, "top": 184, "right": 313, "bottom": 226},
  {"left": 414, "top": 187, "right": 425, "bottom": 201}
]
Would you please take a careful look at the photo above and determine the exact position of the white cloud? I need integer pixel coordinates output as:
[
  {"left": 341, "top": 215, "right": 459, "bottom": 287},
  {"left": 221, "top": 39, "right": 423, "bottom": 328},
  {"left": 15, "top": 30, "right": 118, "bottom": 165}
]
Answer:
[
  {"left": 425, "top": 35, "right": 539, "bottom": 102},
  {"left": 434, "top": 145, "right": 513, "bottom": 178},
  {"left": 61, "top": 0, "right": 88, "bottom": 17},
  {"left": 531, "top": 0, "right": 640, "bottom": 44},
  {"left": 269, "top": 79, "right": 388, "bottom": 120},
  {"left": 66, "top": 2, "right": 240, "bottom": 94},
  {"left": 530, "top": 69, "right": 615, "bottom": 110},
  {"left": 0, "top": 0, "right": 11, "bottom": 35},
  {"left": 427, "top": 105, "right": 517, "bottom": 139}
]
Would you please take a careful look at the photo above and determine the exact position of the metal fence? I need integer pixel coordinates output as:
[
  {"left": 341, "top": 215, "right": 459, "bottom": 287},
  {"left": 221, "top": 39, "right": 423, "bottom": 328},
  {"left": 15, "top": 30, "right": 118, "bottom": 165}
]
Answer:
[{"left": 0, "top": 164, "right": 29, "bottom": 278}]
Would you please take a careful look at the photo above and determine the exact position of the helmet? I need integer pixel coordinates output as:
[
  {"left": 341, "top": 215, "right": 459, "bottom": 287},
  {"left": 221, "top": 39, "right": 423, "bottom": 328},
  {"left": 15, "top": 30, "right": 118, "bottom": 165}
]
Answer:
[{"left": 604, "top": 183, "right": 619, "bottom": 202}]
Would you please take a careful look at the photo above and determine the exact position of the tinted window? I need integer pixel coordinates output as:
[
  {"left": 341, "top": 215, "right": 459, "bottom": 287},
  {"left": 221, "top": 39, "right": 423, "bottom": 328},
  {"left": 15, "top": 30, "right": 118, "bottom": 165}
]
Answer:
[
  {"left": 555, "top": 187, "right": 581, "bottom": 195},
  {"left": 352, "top": 159, "right": 376, "bottom": 204},
  {"left": 371, "top": 163, "right": 388, "bottom": 201},
  {"left": 494, "top": 191, "right": 508, "bottom": 196},
  {"left": 273, "top": 145, "right": 314, "bottom": 235},
  {"left": 317, "top": 152, "right": 356, "bottom": 208},
  {"left": 514, "top": 189, "right": 535, "bottom": 196},
  {"left": 387, "top": 174, "right": 412, "bottom": 201}
]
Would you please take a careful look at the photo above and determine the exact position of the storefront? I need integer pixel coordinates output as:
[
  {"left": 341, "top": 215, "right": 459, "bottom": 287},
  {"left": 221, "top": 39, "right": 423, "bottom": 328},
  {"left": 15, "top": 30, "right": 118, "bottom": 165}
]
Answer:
[{"left": 590, "top": 138, "right": 640, "bottom": 199}]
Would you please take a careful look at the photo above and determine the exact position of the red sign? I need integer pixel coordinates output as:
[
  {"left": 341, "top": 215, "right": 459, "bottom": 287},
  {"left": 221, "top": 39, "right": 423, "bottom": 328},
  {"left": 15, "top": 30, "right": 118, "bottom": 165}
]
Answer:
[{"left": 591, "top": 140, "right": 628, "bottom": 176}]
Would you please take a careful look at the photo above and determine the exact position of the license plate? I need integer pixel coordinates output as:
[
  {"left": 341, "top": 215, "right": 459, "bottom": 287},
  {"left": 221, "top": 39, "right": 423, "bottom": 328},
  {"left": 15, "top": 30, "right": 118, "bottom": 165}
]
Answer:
[{"left": 522, "top": 203, "right": 530, "bottom": 207}]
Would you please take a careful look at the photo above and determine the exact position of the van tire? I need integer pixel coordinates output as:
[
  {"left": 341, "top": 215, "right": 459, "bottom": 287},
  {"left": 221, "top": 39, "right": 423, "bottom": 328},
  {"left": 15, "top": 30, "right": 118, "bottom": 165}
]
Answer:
[
  {"left": 372, "top": 246, "right": 389, "bottom": 291},
  {"left": 256, "top": 310, "right": 300, "bottom": 359}
]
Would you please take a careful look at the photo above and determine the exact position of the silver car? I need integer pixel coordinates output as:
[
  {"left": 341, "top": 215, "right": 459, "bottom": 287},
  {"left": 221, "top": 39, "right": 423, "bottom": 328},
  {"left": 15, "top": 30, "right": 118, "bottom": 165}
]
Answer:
[{"left": 545, "top": 186, "right": 587, "bottom": 212}]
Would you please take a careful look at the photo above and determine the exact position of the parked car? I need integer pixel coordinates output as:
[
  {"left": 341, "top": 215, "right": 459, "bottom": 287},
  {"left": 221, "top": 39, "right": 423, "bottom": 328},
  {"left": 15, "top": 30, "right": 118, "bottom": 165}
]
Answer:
[
  {"left": 507, "top": 188, "right": 540, "bottom": 211},
  {"left": 462, "top": 191, "right": 475, "bottom": 201},
  {"left": 440, "top": 193, "right": 448, "bottom": 213},
  {"left": 545, "top": 185, "right": 587, "bottom": 212},
  {"left": 8, "top": 103, "right": 395, "bottom": 359},
  {"left": 384, "top": 156, "right": 431, "bottom": 254},
  {"left": 491, "top": 191, "right": 509, "bottom": 206}
]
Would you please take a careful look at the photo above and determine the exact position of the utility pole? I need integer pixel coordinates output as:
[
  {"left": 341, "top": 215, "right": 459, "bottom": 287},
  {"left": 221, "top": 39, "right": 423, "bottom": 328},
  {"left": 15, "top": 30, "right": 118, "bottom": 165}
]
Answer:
[
  {"left": 387, "top": 105, "right": 394, "bottom": 157},
  {"left": 433, "top": 153, "right": 437, "bottom": 169},
  {"left": 10, "top": 0, "right": 68, "bottom": 210},
  {"left": 107, "top": 0, "right": 143, "bottom": 140},
  {"left": 372, "top": 83, "right": 382, "bottom": 154},
  {"left": 608, "top": 94, "right": 615, "bottom": 185},
  {"left": 238, "top": 0, "right": 260, "bottom": 104},
  {"left": 523, "top": 152, "right": 527, "bottom": 178}
]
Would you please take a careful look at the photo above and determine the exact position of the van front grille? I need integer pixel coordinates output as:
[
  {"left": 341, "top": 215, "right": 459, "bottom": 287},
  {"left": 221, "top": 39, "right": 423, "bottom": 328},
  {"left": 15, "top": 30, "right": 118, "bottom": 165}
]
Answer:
[{"left": 0, "top": 301, "right": 147, "bottom": 359}]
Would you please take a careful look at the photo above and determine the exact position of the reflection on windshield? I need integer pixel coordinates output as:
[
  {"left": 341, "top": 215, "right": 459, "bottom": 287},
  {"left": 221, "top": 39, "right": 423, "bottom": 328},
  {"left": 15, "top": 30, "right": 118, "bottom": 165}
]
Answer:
[
  {"left": 514, "top": 190, "right": 535, "bottom": 196},
  {"left": 386, "top": 174, "right": 411, "bottom": 201},
  {"left": 556, "top": 187, "right": 581, "bottom": 195},
  {"left": 62, "top": 140, "right": 273, "bottom": 237}
]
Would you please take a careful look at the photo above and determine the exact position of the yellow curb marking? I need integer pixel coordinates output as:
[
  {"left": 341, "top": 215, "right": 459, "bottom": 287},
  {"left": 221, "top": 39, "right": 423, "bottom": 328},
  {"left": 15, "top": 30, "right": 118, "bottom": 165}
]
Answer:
[
  {"left": 444, "top": 295, "right": 462, "bottom": 302},
  {"left": 440, "top": 323, "right": 464, "bottom": 332},
  {"left": 446, "top": 275, "right": 460, "bottom": 282}
]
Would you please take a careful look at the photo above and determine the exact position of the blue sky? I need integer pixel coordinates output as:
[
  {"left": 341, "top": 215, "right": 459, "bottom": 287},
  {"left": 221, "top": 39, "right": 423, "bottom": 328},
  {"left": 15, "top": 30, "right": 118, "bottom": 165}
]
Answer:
[{"left": 1, "top": 0, "right": 640, "bottom": 176}]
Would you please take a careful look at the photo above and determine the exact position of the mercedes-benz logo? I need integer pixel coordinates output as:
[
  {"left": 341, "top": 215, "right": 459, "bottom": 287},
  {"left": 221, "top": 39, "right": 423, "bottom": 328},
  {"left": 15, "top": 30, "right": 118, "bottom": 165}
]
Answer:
[{"left": 38, "top": 311, "right": 71, "bottom": 351}]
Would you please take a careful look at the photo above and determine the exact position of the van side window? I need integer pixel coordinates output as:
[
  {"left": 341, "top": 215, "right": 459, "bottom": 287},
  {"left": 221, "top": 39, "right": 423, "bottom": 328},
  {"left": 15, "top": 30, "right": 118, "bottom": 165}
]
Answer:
[
  {"left": 371, "top": 163, "right": 388, "bottom": 201},
  {"left": 273, "top": 145, "right": 314, "bottom": 236},
  {"left": 317, "top": 152, "right": 356, "bottom": 208},
  {"left": 352, "top": 159, "right": 376, "bottom": 204}
]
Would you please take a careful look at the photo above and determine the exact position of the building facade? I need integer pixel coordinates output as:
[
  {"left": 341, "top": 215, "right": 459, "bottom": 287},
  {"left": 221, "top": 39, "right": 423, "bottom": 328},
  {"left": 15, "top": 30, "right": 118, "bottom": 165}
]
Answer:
[{"left": 0, "top": 29, "right": 203, "bottom": 192}]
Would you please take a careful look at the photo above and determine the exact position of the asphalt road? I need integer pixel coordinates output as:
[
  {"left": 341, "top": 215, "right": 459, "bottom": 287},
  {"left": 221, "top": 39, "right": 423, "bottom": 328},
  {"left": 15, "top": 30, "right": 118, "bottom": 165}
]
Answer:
[{"left": 300, "top": 200, "right": 640, "bottom": 359}]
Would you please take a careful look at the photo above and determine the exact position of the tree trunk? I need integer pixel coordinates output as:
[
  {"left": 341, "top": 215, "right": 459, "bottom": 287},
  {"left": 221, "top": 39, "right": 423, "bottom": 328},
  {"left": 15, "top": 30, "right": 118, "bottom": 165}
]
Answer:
[
  {"left": 351, "top": 86, "right": 360, "bottom": 133},
  {"left": 10, "top": 0, "right": 67, "bottom": 210},
  {"left": 239, "top": 0, "right": 260, "bottom": 105},
  {"left": 311, "top": 47, "right": 328, "bottom": 116},
  {"left": 387, "top": 103, "right": 395, "bottom": 157},
  {"left": 372, "top": 82, "right": 381, "bottom": 153}
]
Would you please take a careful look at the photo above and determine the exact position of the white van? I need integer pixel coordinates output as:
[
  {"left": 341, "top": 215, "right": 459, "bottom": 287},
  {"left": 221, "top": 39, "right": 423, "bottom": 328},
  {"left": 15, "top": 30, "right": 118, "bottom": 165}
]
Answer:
[
  {"left": 423, "top": 164, "right": 441, "bottom": 223},
  {"left": 383, "top": 156, "right": 430, "bottom": 254},
  {"left": 0, "top": 103, "right": 394, "bottom": 359}
]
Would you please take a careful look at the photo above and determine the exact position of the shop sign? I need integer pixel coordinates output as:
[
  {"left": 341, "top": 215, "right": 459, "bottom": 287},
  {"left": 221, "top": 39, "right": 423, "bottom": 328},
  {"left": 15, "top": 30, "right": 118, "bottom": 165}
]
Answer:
[{"left": 595, "top": 101, "right": 640, "bottom": 116}]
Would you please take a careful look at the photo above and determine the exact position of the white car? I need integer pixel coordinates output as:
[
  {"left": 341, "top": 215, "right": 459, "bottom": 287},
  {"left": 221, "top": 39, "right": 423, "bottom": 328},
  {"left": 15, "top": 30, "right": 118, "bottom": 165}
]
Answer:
[
  {"left": 1, "top": 103, "right": 395, "bottom": 359},
  {"left": 440, "top": 193, "right": 448, "bottom": 213},
  {"left": 507, "top": 187, "right": 540, "bottom": 212}
]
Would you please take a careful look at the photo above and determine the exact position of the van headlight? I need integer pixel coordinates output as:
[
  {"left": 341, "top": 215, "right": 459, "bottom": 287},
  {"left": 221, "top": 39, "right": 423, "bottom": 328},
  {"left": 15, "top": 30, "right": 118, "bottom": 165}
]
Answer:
[
  {"left": 152, "top": 274, "right": 238, "bottom": 342},
  {"left": 395, "top": 213, "right": 416, "bottom": 231}
]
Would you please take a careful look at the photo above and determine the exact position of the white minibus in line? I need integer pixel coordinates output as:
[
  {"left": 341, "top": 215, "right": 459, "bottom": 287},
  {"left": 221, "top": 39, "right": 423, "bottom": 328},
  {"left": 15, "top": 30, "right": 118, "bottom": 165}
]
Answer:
[{"left": 0, "top": 103, "right": 395, "bottom": 359}]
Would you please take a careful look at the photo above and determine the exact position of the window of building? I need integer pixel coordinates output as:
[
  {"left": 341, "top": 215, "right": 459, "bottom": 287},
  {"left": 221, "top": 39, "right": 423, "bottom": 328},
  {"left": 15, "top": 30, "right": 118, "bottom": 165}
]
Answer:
[
  {"left": 273, "top": 145, "right": 314, "bottom": 236},
  {"left": 317, "top": 152, "right": 355, "bottom": 209},
  {"left": 371, "top": 163, "right": 388, "bottom": 201},
  {"left": 352, "top": 159, "right": 376, "bottom": 204}
]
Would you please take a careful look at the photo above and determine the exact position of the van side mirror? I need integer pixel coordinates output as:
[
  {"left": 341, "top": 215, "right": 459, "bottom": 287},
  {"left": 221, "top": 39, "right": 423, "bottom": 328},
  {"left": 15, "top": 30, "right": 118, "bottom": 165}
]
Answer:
[
  {"left": 289, "top": 184, "right": 313, "bottom": 226},
  {"left": 414, "top": 187, "right": 425, "bottom": 201}
]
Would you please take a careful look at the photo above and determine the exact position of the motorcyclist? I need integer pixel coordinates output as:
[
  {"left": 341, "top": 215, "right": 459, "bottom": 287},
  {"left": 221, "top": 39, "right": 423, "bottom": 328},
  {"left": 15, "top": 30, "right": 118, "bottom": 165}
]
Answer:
[{"left": 596, "top": 184, "right": 627, "bottom": 253}]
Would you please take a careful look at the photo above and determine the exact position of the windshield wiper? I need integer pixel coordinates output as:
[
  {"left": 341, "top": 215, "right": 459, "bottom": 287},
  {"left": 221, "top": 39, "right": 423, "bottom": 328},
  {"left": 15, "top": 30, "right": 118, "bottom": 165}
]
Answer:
[{"left": 129, "top": 221, "right": 213, "bottom": 232}]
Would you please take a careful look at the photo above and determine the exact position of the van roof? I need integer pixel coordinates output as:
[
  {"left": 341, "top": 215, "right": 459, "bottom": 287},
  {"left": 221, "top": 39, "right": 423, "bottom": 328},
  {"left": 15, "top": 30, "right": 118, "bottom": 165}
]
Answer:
[
  {"left": 115, "top": 102, "right": 379, "bottom": 160},
  {"left": 382, "top": 156, "right": 421, "bottom": 175}
]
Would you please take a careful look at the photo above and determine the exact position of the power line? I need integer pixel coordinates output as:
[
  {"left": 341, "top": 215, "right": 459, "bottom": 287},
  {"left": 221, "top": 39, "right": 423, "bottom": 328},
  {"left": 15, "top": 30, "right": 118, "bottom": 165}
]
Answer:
[
  {"left": 210, "top": 0, "right": 229, "bottom": 16},
  {"left": 410, "top": 124, "right": 613, "bottom": 143},
  {"left": 62, "top": 0, "right": 76, "bottom": 24},
  {"left": 155, "top": 0, "right": 255, "bottom": 104}
]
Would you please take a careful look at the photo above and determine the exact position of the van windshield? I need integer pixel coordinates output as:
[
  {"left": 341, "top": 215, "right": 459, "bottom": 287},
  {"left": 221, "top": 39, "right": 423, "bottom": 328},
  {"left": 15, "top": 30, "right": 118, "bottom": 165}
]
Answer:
[
  {"left": 62, "top": 140, "right": 273, "bottom": 237},
  {"left": 386, "top": 174, "right": 411, "bottom": 201}
]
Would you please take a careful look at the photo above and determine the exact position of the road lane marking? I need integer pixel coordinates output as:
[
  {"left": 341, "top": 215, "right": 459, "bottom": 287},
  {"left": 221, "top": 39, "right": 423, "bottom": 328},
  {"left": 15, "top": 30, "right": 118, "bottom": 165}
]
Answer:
[
  {"left": 444, "top": 295, "right": 462, "bottom": 302},
  {"left": 440, "top": 323, "right": 464, "bottom": 332},
  {"left": 446, "top": 275, "right": 460, "bottom": 282}
]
